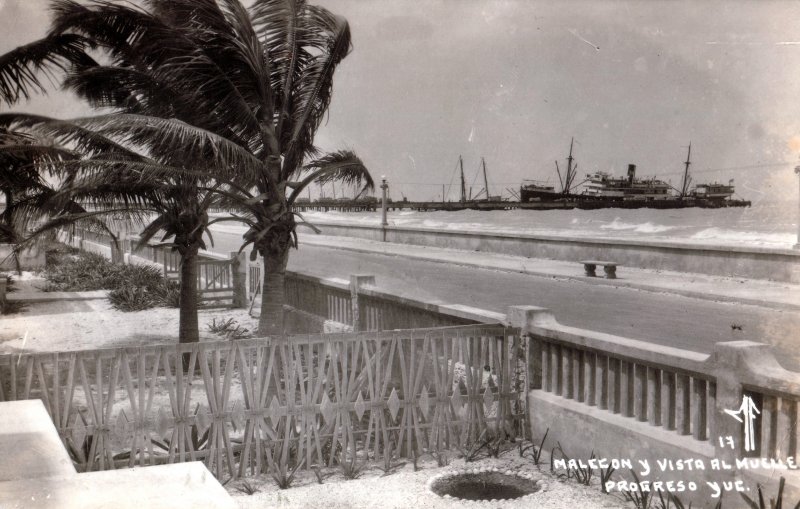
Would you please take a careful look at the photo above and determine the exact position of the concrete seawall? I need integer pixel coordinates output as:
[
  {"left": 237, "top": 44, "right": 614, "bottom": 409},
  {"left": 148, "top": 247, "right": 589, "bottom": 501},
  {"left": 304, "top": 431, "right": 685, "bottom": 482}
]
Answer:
[{"left": 311, "top": 222, "right": 800, "bottom": 283}]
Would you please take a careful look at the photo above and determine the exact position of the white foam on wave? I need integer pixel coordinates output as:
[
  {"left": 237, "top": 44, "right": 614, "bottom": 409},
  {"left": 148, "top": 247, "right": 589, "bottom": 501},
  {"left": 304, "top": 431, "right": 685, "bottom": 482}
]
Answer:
[
  {"left": 600, "top": 217, "right": 675, "bottom": 233},
  {"left": 689, "top": 227, "right": 795, "bottom": 248}
]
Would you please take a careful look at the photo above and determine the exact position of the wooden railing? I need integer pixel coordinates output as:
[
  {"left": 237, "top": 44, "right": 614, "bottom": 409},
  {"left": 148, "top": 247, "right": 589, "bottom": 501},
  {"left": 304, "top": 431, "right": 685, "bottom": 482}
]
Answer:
[
  {"left": 0, "top": 324, "right": 525, "bottom": 480},
  {"left": 66, "top": 229, "right": 235, "bottom": 307},
  {"left": 282, "top": 271, "right": 503, "bottom": 331}
]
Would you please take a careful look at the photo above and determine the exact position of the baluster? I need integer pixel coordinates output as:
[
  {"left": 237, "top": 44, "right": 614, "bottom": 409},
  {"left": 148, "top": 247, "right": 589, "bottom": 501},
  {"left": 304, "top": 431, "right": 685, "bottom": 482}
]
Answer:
[
  {"left": 676, "top": 373, "right": 691, "bottom": 435},
  {"left": 563, "top": 347, "right": 573, "bottom": 399},
  {"left": 707, "top": 382, "right": 717, "bottom": 444},
  {"left": 647, "top": 367, "right": 661, "bottom": 426},
  {"left": 661, "top": 371, "right": 676, "bottom": 431},
  {"left": 542, "top": 342, "right": 551, "bottom": 392},
  {"left": 596, "top": 354, "right": 608, "bottom": 410},
  {"left": 776, "top": 398, "right": 798, "bottom": 461},
  {"left": 619, "top": 361, "right": 632, "bottom": 417},
  {"left": 692, "top": 378, "right": 708, "bottom": 441},
  {"left": 550, "top": 344, "right": 560, "bottom": 396},
  {"left": 760, "top": 395, "right": 777, "bottom": 458},
  {"left": 584, "top": 351, "right": 596, "bottom": 406},
  {"left": 634, "top": 364, "right": 647, "bottom": 422},
  {"left": 574, "top": 350, "right": 584, "bottom": 403},
  {"left": 609, "top": 358, "right": 620, "bottom": 414}
]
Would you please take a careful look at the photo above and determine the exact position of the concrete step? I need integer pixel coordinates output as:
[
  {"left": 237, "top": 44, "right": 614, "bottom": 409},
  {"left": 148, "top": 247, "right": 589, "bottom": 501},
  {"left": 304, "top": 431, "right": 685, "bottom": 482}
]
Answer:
[
  {"left": 0, "top": 400, "right": 76, "bottom": 482},
  {"left": 0, "top": 462, "right": 236, "bottom": 509}
]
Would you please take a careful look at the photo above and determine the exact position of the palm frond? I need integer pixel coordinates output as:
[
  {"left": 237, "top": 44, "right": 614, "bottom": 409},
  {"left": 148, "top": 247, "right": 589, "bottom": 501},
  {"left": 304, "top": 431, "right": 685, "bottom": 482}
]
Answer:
[
  {"left": 288, "top": 149, "right": 372, "bottom": 204},
  {"left": 55, "top": 0, "right": 266, "bottom": 147},
  {"left": 0, "top": 113, "right": 147, "bottom": 161},
  {"left": 0, "top": 33, "right": 96, "bottom": 106},
  {"left": 72, "top": 114, "right": 267, "bottom": 181},
  {"left": 283, "top": 7, "right": 351, "bottom": 174}
]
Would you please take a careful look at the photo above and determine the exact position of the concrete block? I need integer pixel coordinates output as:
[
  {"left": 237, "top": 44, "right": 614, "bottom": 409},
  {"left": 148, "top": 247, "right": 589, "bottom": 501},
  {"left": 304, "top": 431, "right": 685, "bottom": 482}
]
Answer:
[
  {"left": 0, "top": 400, "right": 76, "bottom": 482},
  {"left": 0, "top": 462, "right": 236, "bottom": 509}
]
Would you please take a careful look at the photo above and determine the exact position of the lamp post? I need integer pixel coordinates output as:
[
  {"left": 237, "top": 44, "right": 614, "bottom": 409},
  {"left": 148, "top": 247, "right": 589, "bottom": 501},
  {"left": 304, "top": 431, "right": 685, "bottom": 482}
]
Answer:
[
  {"left": 795, "top": 165, "right": 800, "bottom": 249},
  {"left": 380, "top": 176, "right": 388, "bottom": 226},
  {"left": 380, "top": 176, "right": 388, "bottom": 242}
]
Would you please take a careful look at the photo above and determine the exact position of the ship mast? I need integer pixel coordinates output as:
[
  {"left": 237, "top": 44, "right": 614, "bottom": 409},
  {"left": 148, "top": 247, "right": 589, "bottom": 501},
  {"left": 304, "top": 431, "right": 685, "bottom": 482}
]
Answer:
[
  {"left": 482, "top": 157, "right": 490, "bottom": 201},
  {"left": 680, "top": 142, "right": 692, "bottom": 198},
  {"left": 561, "top": 137, "right": 577, "bottom": 195},
  {"left": 459, "top": 155, "right": 466, "bottom": 204}
]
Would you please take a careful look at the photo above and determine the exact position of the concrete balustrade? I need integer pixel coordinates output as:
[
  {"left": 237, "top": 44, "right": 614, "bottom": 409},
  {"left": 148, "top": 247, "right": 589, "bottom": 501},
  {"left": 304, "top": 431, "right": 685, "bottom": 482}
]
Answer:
[{"left": 508, "top": 305, "right": 800, "bottom": 506}]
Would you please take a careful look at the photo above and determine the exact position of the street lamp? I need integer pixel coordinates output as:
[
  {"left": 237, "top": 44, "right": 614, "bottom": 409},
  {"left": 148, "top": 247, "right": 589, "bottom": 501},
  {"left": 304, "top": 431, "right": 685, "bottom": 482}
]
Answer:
[{"left": 380, "top": 175, "right": 389, "bottom": 227}]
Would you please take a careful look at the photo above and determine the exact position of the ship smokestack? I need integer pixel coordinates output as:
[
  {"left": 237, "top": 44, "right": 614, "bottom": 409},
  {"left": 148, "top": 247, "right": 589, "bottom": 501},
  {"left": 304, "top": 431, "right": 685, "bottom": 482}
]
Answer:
[{"left": 627, "top": 164, "right": 636, "bottom": 184}]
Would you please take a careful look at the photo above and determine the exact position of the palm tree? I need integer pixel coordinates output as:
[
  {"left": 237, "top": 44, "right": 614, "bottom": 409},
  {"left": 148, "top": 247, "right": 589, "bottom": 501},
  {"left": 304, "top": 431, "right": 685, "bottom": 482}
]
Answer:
[
  {"left": 0, "top": 126, "right": 94, "bottom": 273},
  {"left": 0, "top": 0, "right": 373, "bottom": 337},
  {"left": 0, "top": 112, "right": 226, "bottom": 345}
]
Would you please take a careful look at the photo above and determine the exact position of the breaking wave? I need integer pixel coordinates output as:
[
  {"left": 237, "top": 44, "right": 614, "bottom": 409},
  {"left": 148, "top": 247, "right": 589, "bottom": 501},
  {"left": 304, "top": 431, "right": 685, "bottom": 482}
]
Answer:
[{"left": 600, "top": 218, "right": 676, "bottom": 233}]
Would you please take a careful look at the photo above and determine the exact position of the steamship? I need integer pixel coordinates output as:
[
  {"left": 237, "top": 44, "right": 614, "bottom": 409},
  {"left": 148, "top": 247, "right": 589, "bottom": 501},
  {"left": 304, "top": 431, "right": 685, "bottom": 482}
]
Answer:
[{"left": 519, "top": 141, "right": 749, "bottom": 209}]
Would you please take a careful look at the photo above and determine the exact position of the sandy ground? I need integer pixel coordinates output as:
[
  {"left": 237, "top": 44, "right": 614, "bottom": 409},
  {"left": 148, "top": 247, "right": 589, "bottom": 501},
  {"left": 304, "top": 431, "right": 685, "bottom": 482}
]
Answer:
[{"left": 228, "top": 453, "right": 631, "bottom": 509}]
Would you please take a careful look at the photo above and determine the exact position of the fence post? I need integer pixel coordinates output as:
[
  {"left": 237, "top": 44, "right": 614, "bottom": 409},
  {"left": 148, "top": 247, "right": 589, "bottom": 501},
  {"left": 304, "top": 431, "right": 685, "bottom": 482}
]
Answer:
[
  {"left": 230, "top": 251, "right": 248, "bottom": 308},
  {"left": 350, "top": 274, "right": 376, "bottom": 332},
  {"left": 710, "top": 341, "right": 778, "bottom": 465}
]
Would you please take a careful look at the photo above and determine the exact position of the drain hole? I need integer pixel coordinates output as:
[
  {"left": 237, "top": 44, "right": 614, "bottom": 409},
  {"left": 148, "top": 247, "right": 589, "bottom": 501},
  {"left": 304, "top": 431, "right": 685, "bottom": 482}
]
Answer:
[{"left": 431, "top": 472, "right": 539, "bottom": 501}]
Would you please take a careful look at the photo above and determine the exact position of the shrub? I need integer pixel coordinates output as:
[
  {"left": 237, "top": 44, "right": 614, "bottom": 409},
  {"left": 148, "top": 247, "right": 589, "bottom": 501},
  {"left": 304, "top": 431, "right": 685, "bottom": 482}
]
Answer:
[
  {"left": 207, "top": 318, "right": 250, "bottom": 340},
  {"left": 43, "top": 250, "right": 179, "bottom": 311}
]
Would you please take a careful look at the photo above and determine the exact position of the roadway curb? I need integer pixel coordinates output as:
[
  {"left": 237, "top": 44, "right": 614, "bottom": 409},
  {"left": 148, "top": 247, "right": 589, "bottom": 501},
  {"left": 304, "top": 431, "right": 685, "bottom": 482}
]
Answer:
[
  {"left": 299, "top": 241, "right": 800, "bottom": 312},
  {"left": 8, "top": 290, "right": 109, "bottom": 303}
]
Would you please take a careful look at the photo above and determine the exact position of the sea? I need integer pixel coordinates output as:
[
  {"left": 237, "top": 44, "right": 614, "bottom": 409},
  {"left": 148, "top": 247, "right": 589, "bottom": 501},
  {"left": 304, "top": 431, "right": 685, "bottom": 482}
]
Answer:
[{"left": 300, "top": 201, "right": 797, "bottom": 250}]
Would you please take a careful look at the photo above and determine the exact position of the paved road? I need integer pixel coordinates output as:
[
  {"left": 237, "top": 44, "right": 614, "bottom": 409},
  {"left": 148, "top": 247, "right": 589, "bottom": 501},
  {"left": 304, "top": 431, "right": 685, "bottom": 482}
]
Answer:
[{"left": 208, "top": 228, "right": 800, "bottom": 370}]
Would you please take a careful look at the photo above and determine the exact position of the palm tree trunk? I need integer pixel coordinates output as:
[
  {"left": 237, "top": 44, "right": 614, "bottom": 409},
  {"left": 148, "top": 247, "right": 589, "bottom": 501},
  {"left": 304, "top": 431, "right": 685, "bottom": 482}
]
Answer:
[
  {"left": 2, "top": 189, "right": 12, "bottom": 229},
  {"left": 2, "top": 189, "right": 21, "bottom": 275},
  {"left": 178, "top": 246, "right": 200, "bottom": 344},
  {"left": 258, "top": 244, "right": 289, "bottom": 336}
]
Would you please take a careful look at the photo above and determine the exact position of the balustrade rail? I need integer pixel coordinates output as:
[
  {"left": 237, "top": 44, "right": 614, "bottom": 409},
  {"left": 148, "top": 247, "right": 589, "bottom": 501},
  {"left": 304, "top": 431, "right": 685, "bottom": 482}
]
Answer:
[
  {"left": 515, "top": 307, "right": 800, "bottom": 465},
  {"left": 0, "top": 324, "right": 524, "bottom": 480}
]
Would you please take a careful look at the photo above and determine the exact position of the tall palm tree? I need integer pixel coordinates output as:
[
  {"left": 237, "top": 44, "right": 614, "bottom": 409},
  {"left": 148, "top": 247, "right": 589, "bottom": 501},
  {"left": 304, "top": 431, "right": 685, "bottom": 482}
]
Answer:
[{"left": 0, "top": 0, "right": 373, "bottom": 337}]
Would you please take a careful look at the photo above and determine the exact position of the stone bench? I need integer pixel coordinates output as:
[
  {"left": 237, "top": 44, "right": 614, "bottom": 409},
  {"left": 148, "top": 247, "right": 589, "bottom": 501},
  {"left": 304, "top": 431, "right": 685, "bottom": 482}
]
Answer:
[
  {"left": 0, "top": 400, "right": 77, "bottom": 482},
  {"left": 581, "top": 260, "right": 618, "bottom": 279},
  {"left": 0, "top": 462, "right": 236, "bottom": 509}
]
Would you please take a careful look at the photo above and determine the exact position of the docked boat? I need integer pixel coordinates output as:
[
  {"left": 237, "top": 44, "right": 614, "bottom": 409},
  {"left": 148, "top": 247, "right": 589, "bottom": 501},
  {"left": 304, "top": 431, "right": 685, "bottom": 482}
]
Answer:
[{"left": 519, "top": 140, "right": 749, "bottom": 209}]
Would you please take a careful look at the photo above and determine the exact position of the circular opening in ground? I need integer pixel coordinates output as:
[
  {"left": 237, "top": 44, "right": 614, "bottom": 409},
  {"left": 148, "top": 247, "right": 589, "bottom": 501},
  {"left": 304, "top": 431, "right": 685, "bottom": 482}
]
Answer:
[{"left": 430, "top": 472, "right": 539, "bottom": 501}]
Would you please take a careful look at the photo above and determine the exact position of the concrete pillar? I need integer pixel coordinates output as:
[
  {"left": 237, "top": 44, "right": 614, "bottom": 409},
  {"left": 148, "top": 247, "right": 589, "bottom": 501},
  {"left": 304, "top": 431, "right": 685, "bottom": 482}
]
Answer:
[
  {"left": 380, "top": 176, "right": 388, "bottom": 242},
  {"left": 350, "top": 274, "right": 376, "bottom": 332},
  {"left": 507, "top": 306, "right": 555, "bottom": 392},
  {"left": 710, "top": 341, "right": 779, "bottom": 464},
  {"left": 230, "top": 251, "right": 248, "bottom": 308},
  {"left": 795, "top": 165, "right": 800, "bottom": 249}
]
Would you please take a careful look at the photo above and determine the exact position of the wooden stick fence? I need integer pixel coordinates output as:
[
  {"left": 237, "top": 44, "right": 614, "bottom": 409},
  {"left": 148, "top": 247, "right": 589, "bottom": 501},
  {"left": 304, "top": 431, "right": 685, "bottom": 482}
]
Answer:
[{"left": 0, "top": 324, "right": 525, "bottom": 480}]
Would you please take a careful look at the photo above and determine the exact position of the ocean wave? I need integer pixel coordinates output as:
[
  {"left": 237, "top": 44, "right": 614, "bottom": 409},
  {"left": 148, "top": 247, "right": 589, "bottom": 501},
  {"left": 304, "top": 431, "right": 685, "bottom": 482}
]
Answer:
[
  {"left": 600, "top": 218, "right": 675, "bottom": 233},
  {"left": 690, "top": 228, "right": 795, "bottom": 247}
]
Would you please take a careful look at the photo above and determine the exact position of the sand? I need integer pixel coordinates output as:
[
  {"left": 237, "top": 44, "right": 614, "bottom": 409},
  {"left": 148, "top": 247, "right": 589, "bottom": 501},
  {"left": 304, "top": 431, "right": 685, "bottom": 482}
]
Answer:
[{"left": 228, "top": 452, "right": 631, "bottom": 509}]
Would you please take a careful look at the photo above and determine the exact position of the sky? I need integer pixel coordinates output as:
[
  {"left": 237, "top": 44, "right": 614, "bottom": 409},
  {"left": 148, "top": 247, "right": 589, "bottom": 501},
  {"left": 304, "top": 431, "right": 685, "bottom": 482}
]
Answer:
[{"left": 2, "top": 0, "right": 800, "bottom": 202}]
